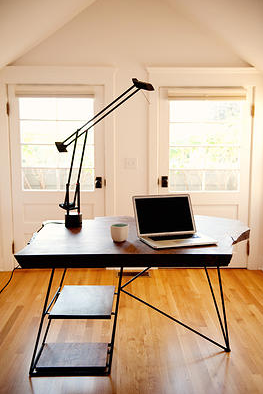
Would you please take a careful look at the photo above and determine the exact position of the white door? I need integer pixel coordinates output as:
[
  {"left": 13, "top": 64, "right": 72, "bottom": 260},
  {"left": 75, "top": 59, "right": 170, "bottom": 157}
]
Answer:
[
  {"left": 8, "top": 84, "right": 105, "bottom": 252},
  {"left": 158, "top": 87, "right": 253, "bottom": 267}
]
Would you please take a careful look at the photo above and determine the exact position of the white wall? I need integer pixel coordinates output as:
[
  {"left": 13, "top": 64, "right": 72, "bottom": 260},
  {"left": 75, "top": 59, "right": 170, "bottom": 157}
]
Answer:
[{"left": 2, "top": 0, "right": 261, "bottom": 270}]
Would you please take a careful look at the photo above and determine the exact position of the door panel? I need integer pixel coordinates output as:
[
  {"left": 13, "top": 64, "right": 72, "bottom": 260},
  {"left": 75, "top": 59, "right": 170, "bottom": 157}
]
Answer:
[
  {"left": 8, "top": 84, "right": 105, "bottom": 251},
  {"left": 158, "top": 87, "right": 253, "bottom": 267}
]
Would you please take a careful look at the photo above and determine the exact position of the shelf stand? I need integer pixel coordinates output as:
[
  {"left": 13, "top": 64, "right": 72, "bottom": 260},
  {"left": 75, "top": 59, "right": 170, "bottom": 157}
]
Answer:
[{"left": 29, "top": 268, "right": 123, "bottom": 376}]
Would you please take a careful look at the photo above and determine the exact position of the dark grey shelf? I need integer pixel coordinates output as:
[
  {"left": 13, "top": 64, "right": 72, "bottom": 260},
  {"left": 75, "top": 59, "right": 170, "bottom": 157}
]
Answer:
[
  {"left": 49, "top": 285, "right": 115, "bottom": 319},
  {"left": 35, "top": 342, "right": 109, "bottom": 376}
]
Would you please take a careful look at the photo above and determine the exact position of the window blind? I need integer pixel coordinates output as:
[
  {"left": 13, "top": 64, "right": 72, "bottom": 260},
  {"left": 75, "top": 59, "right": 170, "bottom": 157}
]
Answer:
[{"left": 167, "top": 87, "right": 247, "bottom": 100}]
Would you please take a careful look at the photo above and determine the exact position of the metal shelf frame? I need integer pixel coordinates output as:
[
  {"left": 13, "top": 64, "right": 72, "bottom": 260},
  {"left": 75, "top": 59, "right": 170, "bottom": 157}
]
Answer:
[{"left": 29, "top": 264, "right": 230, "bottom": 377}]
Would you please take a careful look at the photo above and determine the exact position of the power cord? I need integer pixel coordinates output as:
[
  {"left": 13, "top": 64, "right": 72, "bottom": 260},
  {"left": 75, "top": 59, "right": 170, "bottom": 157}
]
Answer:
[
  {"left": 1, "top": 222, "right": 62, "bottom": 294},
  {"left": 0, "top": 265, "right": 21, "bottom": 294},
  {"left": 1, "top": 222, "right": 63, "bottom": 294}
]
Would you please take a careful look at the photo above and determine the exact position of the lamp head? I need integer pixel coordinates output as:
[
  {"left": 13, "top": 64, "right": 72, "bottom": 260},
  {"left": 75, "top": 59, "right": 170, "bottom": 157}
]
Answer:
[
  {"left": 55, "top": 141, "right": 68, "bottom": 152},
  {"left": 132, "top": 78, "right": 154, "bottom": 91}
]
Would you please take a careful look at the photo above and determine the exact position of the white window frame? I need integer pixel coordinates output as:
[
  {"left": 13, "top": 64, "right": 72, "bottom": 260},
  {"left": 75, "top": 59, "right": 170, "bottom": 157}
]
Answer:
[
  {"left": 15, "top": 85, "right": 99, "bottom": 192},
  {"left": 147, "top": 67, "right": 263, "bottom": 270},
  {"left": 166, "top": 87, "right": 247, "bottom": 193}
]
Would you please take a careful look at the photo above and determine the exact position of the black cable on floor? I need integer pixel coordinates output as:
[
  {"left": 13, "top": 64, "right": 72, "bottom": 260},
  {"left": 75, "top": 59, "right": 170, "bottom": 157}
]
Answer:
[{"left": 0, "top": 265, "right": 21, "bottom": 294}]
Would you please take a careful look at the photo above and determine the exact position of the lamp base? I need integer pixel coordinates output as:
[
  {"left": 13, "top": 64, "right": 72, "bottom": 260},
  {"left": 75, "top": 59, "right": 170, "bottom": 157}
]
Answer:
[{"left": 65, "top": 212, "right": 82, "bottom": 228}]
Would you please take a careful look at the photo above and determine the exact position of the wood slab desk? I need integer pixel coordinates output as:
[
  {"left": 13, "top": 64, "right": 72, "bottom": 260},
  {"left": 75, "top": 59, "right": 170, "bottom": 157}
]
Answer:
[{"left": 15, "top": 215, "right": 249, "bottom": 377}]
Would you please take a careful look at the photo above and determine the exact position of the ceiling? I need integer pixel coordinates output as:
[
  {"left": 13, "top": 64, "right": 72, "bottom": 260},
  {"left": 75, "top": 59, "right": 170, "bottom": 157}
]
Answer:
[
  {"left": 0, "top": 0, "right": 96, "bottom": 69},
  {"left": 0, "top": 0, "right": 262, "bottom": 71},
  {"left": 167, "top": 0, "right": 263, "bottom": 71}
]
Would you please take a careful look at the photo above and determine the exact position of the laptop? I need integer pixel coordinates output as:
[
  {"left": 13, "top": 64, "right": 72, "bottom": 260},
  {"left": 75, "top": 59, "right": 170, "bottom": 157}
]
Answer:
[{"left": 132, "top": 194, "right": 217, "bottom": 249}]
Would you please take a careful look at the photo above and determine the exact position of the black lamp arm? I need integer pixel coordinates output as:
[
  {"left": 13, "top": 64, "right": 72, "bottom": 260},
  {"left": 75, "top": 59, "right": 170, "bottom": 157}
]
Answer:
[
  {"left": 55, "top": 78, "right": 154, "bottom": 227},
  {"left": 58, "top": 84, "right": 136, "bottom": 150},
  {"left": 65, "top": 87, "right": 140, "bottom": 150},
  {"left": 55, "top": 78, "right": 154, "bottom": 152},
  {"left": 67, "top": 88, "right": 141, "bottom": 207}
]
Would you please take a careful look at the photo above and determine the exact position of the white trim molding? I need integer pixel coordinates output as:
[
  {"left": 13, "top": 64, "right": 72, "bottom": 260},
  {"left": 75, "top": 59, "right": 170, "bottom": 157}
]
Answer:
[{"left": 147, "top": 67, "right": 262, "bottom": 75}]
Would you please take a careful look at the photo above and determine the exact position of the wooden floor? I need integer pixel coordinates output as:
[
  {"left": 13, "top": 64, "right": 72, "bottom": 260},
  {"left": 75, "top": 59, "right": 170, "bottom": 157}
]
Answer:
[{"left": 0, "top": 268, "right": 263, "bottom": 394}]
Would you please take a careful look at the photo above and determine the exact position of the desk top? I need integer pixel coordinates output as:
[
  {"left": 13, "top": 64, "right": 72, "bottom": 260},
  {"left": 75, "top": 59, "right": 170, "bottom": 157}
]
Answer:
[{"left": 15, "top": 215, "right": 249, "bottom": 269}]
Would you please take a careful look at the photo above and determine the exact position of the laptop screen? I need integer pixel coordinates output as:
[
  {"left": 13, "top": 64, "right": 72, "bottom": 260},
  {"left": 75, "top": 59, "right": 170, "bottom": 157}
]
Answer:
[{"left": 133, "top": 194, "right": 196, "bottom": 236}]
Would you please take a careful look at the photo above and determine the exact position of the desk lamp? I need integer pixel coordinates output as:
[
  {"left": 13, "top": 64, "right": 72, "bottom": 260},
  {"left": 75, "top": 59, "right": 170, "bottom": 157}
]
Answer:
[{"left": 55, "top": 78, "right": 154, "bottom": 228}]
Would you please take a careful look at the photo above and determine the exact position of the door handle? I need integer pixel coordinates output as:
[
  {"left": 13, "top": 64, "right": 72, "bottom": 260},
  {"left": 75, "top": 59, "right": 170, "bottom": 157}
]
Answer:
[
  {"left": 161, "top": 176, "right": 168, "bottom": 188},
  {"left": 95, "top": 176, "right": 102, "bottom": 188}
]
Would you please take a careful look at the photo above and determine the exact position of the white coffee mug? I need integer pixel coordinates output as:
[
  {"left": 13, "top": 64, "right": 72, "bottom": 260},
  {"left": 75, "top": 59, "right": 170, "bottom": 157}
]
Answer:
[{"left": 110, "top": 223, "right": 129, "bottom": 242}]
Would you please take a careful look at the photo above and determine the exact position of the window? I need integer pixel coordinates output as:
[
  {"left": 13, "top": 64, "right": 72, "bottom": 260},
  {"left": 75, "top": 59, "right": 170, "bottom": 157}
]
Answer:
[
  {"left": 18, "top": 94, "right": 95, "bottom": 191},
  {"left": 168, "top": 89, "right": 246, "bottom": 191}
]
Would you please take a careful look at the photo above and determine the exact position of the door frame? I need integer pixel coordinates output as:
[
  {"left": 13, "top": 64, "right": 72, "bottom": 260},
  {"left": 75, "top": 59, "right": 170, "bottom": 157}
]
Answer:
[
  {"left": 0, "top": 66, "right": 117, "bottom": 270},
  {"left": 147, "top": 67, "right": 263, "bottom": 270}
]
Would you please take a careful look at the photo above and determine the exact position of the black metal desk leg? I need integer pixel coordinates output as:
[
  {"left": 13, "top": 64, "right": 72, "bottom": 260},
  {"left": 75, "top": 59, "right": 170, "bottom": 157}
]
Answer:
[
  {"left": 29, "top": 268, "right": 55, "bottom": 376},
  {"left": 217, "top": 266, "right": 230, "bottom": 351},
  {"left": 38, "top": 268, "right": 68, "bottom": 348},
  {"left": 107, "top": 266, "right": 123, "bottom": 374},
  {"left": 204, "top": 266, "right": 230, "bottom": 352}
]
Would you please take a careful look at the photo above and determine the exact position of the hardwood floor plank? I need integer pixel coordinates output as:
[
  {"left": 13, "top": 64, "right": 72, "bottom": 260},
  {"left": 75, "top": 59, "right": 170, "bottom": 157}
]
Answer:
[{"left": 0, "top": 268, "right": 263, "bottom": 394}]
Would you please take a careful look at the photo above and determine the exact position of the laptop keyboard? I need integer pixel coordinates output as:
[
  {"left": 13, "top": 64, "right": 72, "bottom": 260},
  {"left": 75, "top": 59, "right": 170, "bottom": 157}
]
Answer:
[{"left": 149, "top": 234, "right": 199, "bottom": 241}]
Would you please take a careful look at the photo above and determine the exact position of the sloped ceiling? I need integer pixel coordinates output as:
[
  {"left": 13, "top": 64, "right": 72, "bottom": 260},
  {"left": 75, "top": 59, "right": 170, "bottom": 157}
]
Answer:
[
  {"left": 0, "top": 0, "right": 96, "bottom": 69},
  {"left": 0, "top": 0, "right": 263, "bottom": 71},
  {"left": 167, "top": 0, "right": 263, "bottom": 71}
]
